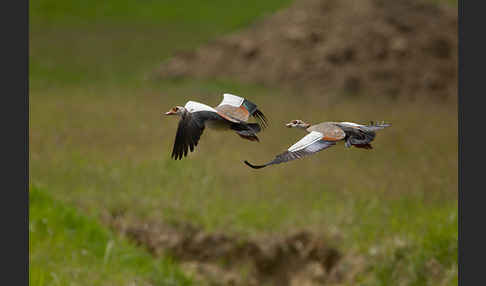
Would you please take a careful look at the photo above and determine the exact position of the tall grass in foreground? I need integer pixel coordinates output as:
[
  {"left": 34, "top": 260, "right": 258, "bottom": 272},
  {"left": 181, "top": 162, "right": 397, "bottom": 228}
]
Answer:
[{"left": 29, "top": 186, "right": 192, "bottom": 286}]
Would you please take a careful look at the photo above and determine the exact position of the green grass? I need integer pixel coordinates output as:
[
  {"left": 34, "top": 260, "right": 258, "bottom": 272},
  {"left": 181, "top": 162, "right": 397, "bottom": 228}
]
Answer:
[
  {"left": 29, "top": 186, "right": 192, "bottom": 286},
  {"left": 30, "top": 0, "right": 458, "bottom": 285},
  {"left": 357, "top": 200, "right": 457, "bottom": 285},
  {"left": 429, "top": 0, "right": 458, "bottom": 6},
  {"left": 30, "top": 0, "right": 293, "bottom": 27},
  {"left": 30, "top": 82, "right": 458, "bottom": 285},
  {"left": 29, "top": 0, "right": 293, "bottom": 88}
]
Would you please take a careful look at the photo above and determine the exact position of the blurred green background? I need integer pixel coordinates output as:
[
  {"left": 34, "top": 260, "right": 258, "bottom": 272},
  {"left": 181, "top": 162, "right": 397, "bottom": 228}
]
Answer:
[{"left": 29, "top": 0, "right": 458, "bottom": 285}]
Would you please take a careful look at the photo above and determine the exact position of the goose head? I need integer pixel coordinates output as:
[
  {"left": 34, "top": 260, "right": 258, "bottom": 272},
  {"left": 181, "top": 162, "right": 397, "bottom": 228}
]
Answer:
[
  {"left": 286, "top": 119, "right": 311, "bottom": 129},
  {"left": 165, "top": 106, "right": 186, "bottom": 116}
]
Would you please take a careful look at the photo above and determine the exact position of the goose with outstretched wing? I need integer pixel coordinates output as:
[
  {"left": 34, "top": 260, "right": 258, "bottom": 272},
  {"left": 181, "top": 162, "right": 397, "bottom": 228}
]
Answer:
[
  {"left": 244, "top": 120, "right": 390, "bottom": 169},
  {"left": 165, "top": 93, "right": 268, "bottom": 160}
]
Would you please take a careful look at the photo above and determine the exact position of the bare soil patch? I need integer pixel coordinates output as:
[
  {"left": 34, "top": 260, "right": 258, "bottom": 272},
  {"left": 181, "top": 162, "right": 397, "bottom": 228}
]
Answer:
[
  {"left": 153, "top": 0, "right": 457, "bottom": 100},
  {"left": 104, "top": 212, "right": 345, "bottom": 285}
]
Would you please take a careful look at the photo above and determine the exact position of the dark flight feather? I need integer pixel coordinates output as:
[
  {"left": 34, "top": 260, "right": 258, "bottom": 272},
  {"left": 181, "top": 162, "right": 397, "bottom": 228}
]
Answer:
[
  {"left": 171, "top": 113, "right": 205, "bottom": 160},
  {"left": 244, "top": 140, "right": 335, "bottom": 169}
]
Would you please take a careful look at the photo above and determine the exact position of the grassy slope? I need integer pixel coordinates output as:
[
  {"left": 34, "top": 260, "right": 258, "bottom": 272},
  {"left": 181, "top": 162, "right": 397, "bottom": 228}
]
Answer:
[
  {"left": 29, "top": 186, "right": 191, "bottom": 286},
  {"left": 30, "top": 0, "right": 457, "bottom": 285}
]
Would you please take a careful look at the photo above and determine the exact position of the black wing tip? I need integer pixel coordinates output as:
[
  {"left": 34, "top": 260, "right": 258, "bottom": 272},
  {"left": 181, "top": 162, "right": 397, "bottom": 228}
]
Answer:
[
  {"left": 253, "top": 109, "right": 268, "bottom": 129},
  {"left": 171, "top": 151, "right": 187, "bottom": 160},
  {"left": 244, "top": 160, "right": 267, "bottom": 169}
]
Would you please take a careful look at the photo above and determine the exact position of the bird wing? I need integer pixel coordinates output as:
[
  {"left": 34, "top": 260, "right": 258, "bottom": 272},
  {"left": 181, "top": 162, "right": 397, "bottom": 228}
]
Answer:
[
  {"left": 337, "top": 121, "right": 391, "bottom": 132},
  {"left": 171, "top": 112, "right": 206, "bottom": 160},
  {"left": 215, "top": 93, "right": 268, "bottom": 128},
  {"left": 335, "top": 121, "right": 391, "bottom": 147},
  {"left": 185, "top": 100, "right": 239, "bottom": 123},
  {"left": 215, "top": 104, "right": 249, "bottom": 122},
  {"left": 185, "top": 101, "right": 218, "bottom": 113},
  {"left": 216, "top": 93, "right": 245, "bottom": 108},
  {"left": 244, "top": 131, "right": 336, "bottom": 169}
]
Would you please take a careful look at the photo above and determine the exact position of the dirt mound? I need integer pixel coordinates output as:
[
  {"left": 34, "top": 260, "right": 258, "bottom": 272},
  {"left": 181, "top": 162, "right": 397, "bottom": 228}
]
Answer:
[
  {"left": 154, "top": 0, "right": 457, "bottom": 100},
  {"left": 105, "top": 213, "right": 342, "bottom": 285}
]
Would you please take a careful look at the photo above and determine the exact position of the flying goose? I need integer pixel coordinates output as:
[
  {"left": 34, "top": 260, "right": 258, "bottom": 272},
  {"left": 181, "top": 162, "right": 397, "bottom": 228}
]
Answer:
[
  {"left": 244, "top": 120, "right": 391, "bottom": 169},
  {"left": 165, "top": 93, "right": 268, "bottom": 160}
]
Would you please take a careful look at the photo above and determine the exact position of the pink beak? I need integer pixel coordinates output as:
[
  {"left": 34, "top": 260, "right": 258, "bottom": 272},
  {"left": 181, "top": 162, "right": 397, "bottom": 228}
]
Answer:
[
  {"left": 286, "top": 123, "right": 293, "bottom": 127},
  {"left": 165, "top": 110, "right": 175, "bottom": 115}
]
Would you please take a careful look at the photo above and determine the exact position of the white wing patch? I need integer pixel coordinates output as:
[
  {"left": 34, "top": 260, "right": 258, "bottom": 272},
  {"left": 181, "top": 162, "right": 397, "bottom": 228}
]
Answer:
[
  {"left": 185, "top": 101, "right": 218, "bottom": 113},
  {"left": 217, "top": 93, "right": 244, "bottom": 108},
  {"left": 339, "top": 122, "right": 364, "bottom": 128},
  {"left": 304, "top": 141, "right": 329, "bottom": 153},
  {"left": 288, "top": 131, "right": 324, "bottom": 152}
]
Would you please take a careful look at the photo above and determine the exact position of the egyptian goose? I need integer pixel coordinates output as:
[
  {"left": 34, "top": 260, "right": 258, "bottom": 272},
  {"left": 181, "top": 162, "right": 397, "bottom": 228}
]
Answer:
[
  {"left": 165, "top": 93, "right": 268, "bottom": 160},
  {"left": 244, "top": 120, "right": 391, "bottom": 169}
]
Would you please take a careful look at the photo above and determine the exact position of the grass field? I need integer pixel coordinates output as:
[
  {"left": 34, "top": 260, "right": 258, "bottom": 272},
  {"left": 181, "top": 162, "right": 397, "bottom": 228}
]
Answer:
[
  {"left": 29, "top": 186, "right": 192, "bottom": 286},
  {"left": 30, "top": 0, "right": 458, "bottom": 285}
]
